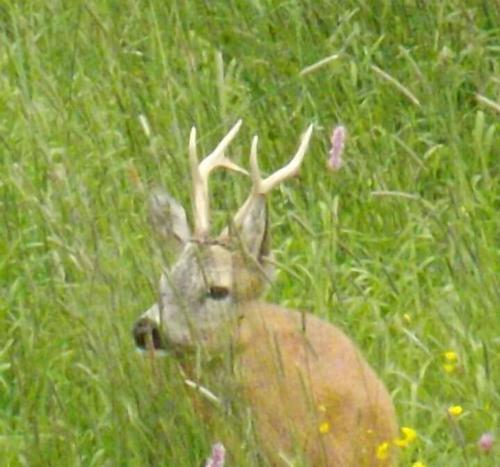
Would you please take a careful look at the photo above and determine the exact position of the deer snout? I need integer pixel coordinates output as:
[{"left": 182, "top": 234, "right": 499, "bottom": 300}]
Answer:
[{"left": 133, "top": 317, "right": 164, "bottom": 350}]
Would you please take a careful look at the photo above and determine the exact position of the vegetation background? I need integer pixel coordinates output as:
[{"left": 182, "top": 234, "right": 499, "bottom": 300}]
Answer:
[{"left": 0, "top": 1, "right": 498, "bottom": 465}]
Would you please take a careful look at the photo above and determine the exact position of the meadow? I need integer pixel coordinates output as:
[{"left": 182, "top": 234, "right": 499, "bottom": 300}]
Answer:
[{"left": 0, "top": 1, "right": 498, "bottom": 465}]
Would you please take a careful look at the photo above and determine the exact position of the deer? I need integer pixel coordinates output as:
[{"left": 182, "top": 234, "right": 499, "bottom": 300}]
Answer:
[{"left": 132, "top": 120, "right": 398, "bottom": 466}]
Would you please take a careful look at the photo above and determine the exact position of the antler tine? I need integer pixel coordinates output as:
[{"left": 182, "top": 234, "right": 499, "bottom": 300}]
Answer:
[
  {"left": 233, "top": 124, "right": 314, "bottom": 227},
  {"left": 189, "top": 119, "right": 248, "bottom": 238}
]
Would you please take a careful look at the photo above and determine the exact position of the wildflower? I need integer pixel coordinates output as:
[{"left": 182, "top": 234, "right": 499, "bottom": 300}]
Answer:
[
  {"left": 443, "top": 351, "right": 458, "bottom": 362},
  {"left": 319, "top": 421, "right": 331, "bottom": 434},
  {"left": 448, "top": 405, "right": 463, "bottom": 417},
  {"left": 318, "top": 404, "right": 327, "bottom": 413},
  {"left": 412, "top": 462, "right": 426, "bottom": 467},
  {"left": 376, "top": 441, "right": 390, "bottom": 460},
  {"left": 327, "top": 125, "right": 347, "bottom": 171},
  {"left": 205, "top": 442, "right": 225, "bottom": 467},
  {"left": 478, "top": 432, "right": 494, "bottom": 453},
  {"left": 393, "top": 426, "right": 417, "bottom": 447},
  {"left": 442, "top": 350, "right": 458, "bottom": 373}
]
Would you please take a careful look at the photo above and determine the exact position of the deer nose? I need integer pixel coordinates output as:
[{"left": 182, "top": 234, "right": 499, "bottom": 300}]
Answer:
[{"left": 133, "top": 318, "right": 163, "bottom": 350}]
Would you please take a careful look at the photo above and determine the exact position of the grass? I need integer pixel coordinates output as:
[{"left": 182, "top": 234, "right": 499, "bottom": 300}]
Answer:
[{"left": 0, "top": 1, "right": 498, "bottom": 465}]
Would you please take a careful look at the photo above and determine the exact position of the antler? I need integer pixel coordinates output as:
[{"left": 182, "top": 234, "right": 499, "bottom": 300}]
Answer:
[
  {"left": 232, "top": 124, "right": 314, "bottom": 227},
  {"left": 189, "top": 119, "right": 248, "bottom": 238}
]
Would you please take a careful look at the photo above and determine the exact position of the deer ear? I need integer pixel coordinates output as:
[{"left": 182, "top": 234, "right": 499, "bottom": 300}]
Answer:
[
  {"left": 237, "top": 195, "right": 270, "bottom": 261},
  {"left": 149, "top": 189, "right": 191, "bottom": 250}
]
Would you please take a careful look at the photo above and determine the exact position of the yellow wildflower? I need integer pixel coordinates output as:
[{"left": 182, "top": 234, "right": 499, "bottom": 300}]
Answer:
[
  {"left": 318, "top": 421, "right": 330, "bottom": 434},
  {"left": 443, "top": 351, "right": 458, "bottom": 362},
  {"left": 376, "top": 441, "right": 390, "bottom": 460},
  {"left": 442, "top": 351, "right": 458, "bottom": 373},
  {"left": 412, "top": 462, "right": 426, "bottom": 467},
  {"left": 393, "top": 426, "right": 417, "bottom": 447},
  {"left": 401, "top": 426, "right": 417, "bottom": 443},
  {"left": 448, "top": 405, "right": 463, "bottom": 417}
]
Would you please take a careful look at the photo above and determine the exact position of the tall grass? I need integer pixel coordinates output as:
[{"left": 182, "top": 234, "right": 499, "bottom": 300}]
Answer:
[{"left": 0, "top": 1, "right": 498, "bottom": 465}]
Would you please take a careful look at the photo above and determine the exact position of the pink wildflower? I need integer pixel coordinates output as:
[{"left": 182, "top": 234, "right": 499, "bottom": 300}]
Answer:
[
  {"left": 328, "top": 125, "right": 347, "bottom": 171},
  {"left": 478, "top": 432, "right": 494, "bottom": 454},
  {"left": 205, "top": 442, "right": 225, "bottom": 467}
]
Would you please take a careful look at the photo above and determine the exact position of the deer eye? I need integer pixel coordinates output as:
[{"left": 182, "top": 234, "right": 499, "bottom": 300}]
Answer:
[{"left": 207, "top": 286, "right": 230, "bottom": 300}]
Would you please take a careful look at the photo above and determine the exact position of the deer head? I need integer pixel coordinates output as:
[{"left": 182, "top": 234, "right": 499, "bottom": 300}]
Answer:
[{"left": 133, "top": 120, "right": 313, "bottom": 351}]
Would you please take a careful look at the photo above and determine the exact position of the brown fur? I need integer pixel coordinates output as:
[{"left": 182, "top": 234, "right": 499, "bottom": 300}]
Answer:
[
  {"left": 234, "top": 302, "right": 398, "bottom": 466},
  {"left": 174, "top": 300, "right": 398, "bottom": 466}
]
